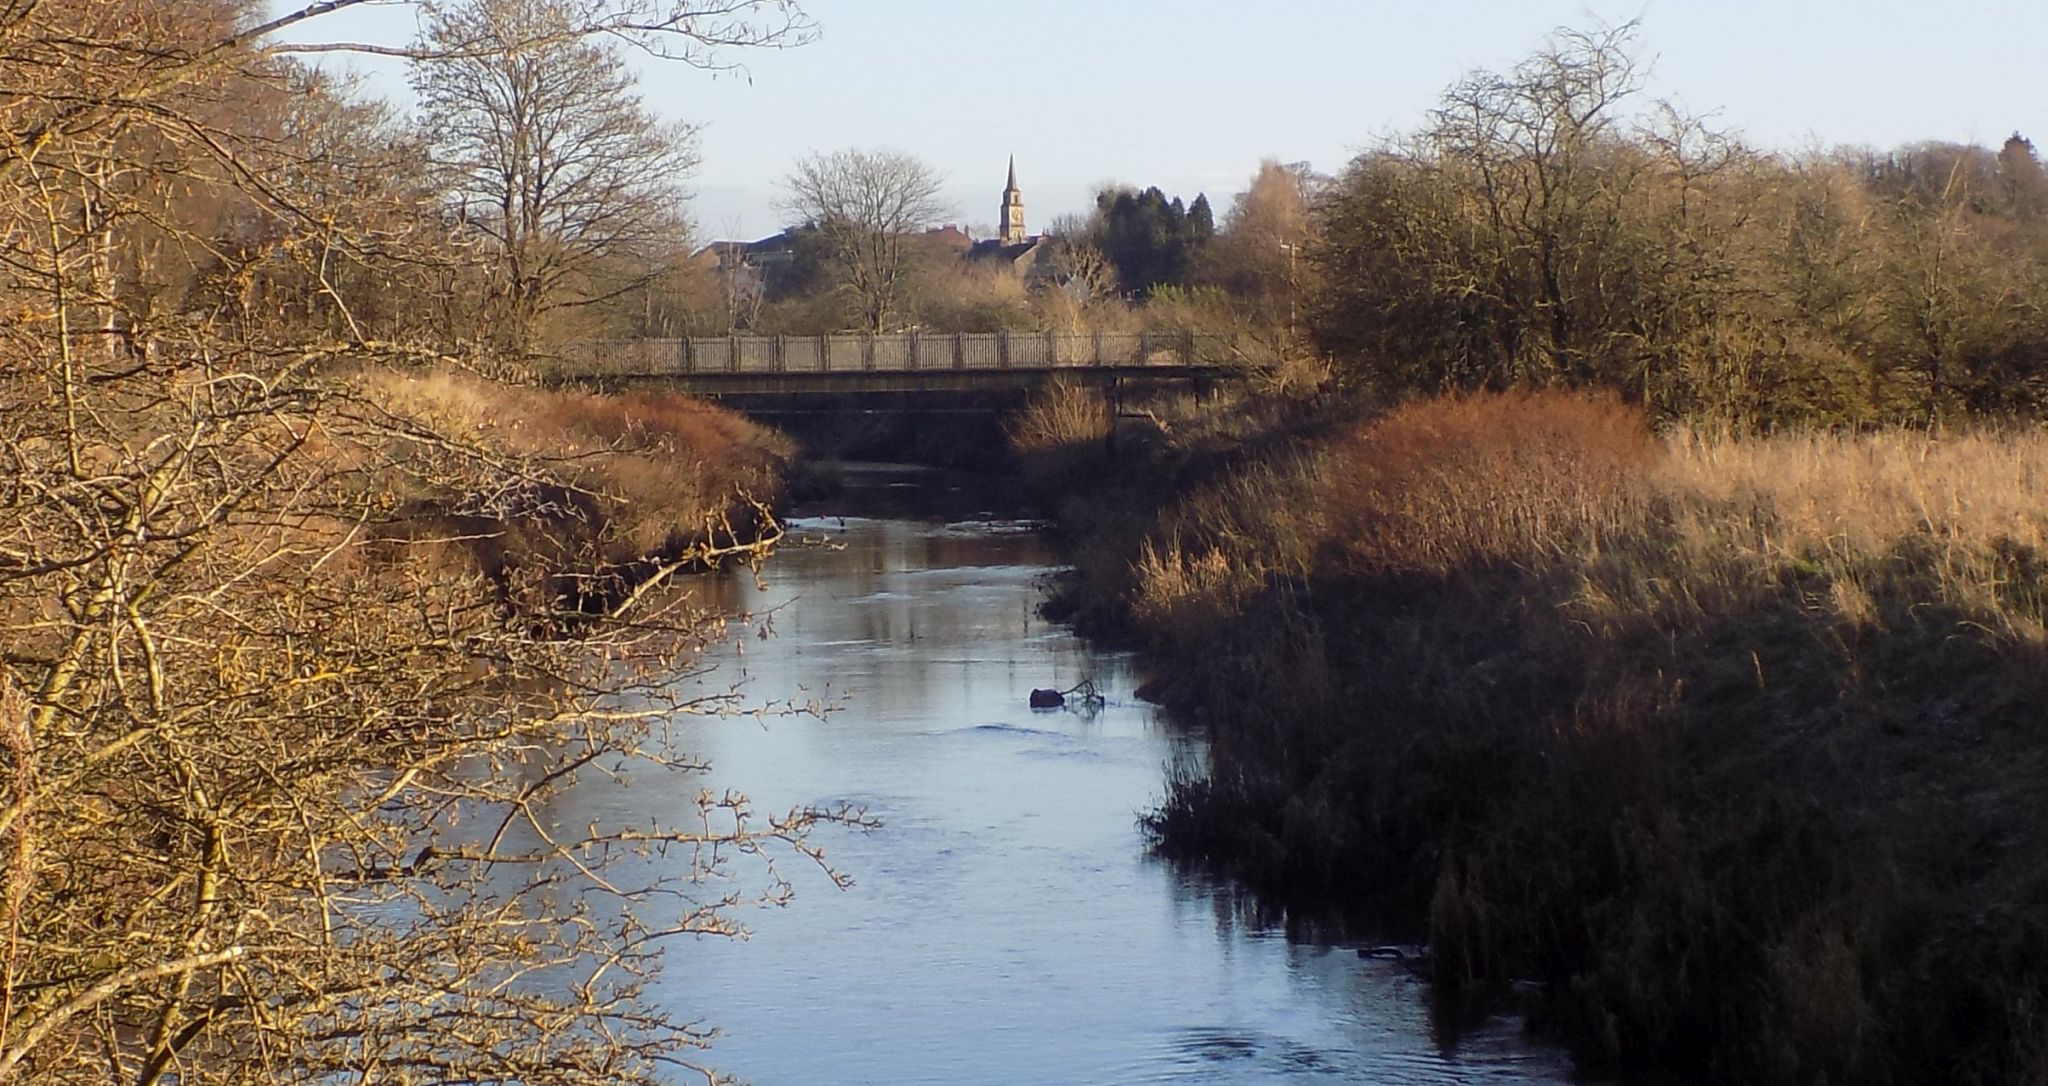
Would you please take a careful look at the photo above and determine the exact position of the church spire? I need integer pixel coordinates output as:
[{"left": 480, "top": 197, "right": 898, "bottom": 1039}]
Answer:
[{"left": 999, "top": 156, "right": 1027, "bottom": 245}]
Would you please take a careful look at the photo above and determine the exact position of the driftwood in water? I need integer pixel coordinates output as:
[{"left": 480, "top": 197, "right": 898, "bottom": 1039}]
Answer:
[{"left": 1029, "top": 679, "right": 1107, "bottom": 710}]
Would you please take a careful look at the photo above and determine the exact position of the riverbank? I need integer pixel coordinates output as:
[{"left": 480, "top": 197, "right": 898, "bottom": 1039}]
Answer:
[
  {"left": 1014, "top": 383, "right": 2048, "bottom": 1084},
  {"left": 2, "top": 355, "right": 813, "bottom": 1082},
  {"left": 351, "top": 365, "right": 792, "bottom": 614}
]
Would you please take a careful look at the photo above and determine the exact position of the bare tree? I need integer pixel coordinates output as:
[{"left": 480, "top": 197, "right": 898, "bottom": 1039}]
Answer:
[
  {"left": 1425, "top": 20, "right": 1646, "bottom": 383},
  {"left": 260, "top": 0, "right": 814, "bottom": 66},
  {"left": 1049, "top": 239, "right": 1121, "bottom": 303},
  {"left": 412, "top": 0, "right": 702, "bottom": 352},
  {"left": 779, "top": 148, "right": 950, "bottom": 332},
  {"left": 0, "top": 3, "right": 863, "bottom": 1085}
]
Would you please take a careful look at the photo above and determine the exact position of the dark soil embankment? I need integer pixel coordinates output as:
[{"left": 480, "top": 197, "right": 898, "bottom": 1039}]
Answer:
[{"left": 1016, "top": 383, "right": 2048, "bottom": 1085}]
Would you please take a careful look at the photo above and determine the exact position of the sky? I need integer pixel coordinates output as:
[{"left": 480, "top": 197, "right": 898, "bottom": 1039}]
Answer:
[{"left": 286, "top": 0, "right": 2048, "bottom": 241}]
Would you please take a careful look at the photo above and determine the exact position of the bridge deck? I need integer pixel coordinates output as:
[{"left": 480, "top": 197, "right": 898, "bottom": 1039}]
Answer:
[{"left": 553, "top": 331, "right": 1245, "bottom": 392}]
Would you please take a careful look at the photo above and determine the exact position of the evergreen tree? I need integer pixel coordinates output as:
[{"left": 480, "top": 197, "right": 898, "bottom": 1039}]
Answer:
[
  {"left": 1189, "top": 193, "right": 1215, "bottom": 240},
  {"left": 1999, "top": 133, "right": 2046, "bottom": 218},
  {"left": 1091, "top": 185, "right": 1213, "bottom": 295}
]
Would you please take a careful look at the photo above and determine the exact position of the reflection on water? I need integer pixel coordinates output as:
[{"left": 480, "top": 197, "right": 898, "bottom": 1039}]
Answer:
[{"left": 542, "top": 471, "right": 1576, "bottom": 1086}]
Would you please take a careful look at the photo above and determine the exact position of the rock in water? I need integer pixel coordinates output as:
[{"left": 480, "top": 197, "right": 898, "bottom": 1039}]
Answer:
[{"left": 1029, "top": 688, "right": 1064, "bottom": 709}]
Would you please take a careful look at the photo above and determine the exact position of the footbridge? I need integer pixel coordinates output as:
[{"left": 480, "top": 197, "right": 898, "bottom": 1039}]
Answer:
[{"left": 548, "top": 330, "right": 1247, "bottom": 394}]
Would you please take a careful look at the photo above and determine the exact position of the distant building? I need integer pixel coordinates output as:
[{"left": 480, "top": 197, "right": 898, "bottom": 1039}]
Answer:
[
  {"left": 689, "top": 231, "right": 812, "bottom": 326},
  {"left": 967, "top": 235, "right": 1057, "bottom": 282},
  {"left": 967, "top": 158, "right": 1062, "bottom": 287},
  {"left": 998, "top": 156, "right": 1028, "bottom": 245},
  {"left": 922, "top": 224, "right": 975, "bottom": 254},
  {"left": 694, "top": 231, "right": 800, "bottom": 273},
  {"left": 699, "top": 161, "right": 1063, "bottom": 296}
]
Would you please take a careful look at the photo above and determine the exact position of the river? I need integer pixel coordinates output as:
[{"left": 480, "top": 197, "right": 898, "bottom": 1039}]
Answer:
[{"left": 550, "top": 467, "right": 1577, "bottom": 1085}]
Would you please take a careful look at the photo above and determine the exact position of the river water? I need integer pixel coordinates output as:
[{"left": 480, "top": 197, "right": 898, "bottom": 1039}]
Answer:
[{"left": 557, "top": 469, "right": 1577, "bottom": 1085}]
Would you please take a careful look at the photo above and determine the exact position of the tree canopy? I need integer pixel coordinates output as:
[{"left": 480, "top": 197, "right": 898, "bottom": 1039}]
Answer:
[
  {"left": 412, "top": 0, "right": 701, "bottom": 352},
  {"left": 1090, "top": 185, "right": 1213, "bottom": 296},
  {"left": 778, "top": 147, "right": 950, "bottom": 332}
]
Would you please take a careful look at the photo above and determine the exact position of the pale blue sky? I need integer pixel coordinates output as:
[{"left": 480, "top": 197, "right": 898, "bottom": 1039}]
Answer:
[{"left": 286, "top": 1, "right": 2048, "bottom": 240}]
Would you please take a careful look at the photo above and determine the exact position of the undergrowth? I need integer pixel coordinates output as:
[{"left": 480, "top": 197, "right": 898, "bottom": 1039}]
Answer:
[{"left": 1026, "top": 387, "right": 2048, "bottom": 1084}]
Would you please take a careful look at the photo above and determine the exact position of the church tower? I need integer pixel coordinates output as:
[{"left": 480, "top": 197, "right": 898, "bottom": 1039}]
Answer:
[{"left": 998, "top": 156, "right": 1027, "bottom": 245}]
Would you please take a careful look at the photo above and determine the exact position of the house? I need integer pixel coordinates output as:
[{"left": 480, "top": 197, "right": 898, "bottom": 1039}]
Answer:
[
  {"left": 693, "top": 231, "right": 800, "bottom": 274},
  {"left": 922, "top": 224, "right": 975, "bottom": 254},
  {"left": 966, "top": 236, "right": 1059, "bottom": 284}
]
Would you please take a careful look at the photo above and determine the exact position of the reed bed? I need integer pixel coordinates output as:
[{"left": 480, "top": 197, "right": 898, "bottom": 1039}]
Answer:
[{"left": 1034, "top": 389, "right": 2048, "bottom": 1084}]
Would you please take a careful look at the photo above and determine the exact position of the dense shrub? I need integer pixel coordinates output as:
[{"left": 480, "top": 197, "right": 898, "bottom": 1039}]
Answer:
[
  {"left": 1040, "top": 388, "right": 2048, "bottom": 1083},
  {"left": 1305, "top": 27, "right": 2048, "bottom": 429}
]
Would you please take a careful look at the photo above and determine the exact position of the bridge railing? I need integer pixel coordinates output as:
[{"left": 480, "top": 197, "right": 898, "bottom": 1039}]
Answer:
[{"left": 555, "top": 330, "right": 1246, "bottom": 378}]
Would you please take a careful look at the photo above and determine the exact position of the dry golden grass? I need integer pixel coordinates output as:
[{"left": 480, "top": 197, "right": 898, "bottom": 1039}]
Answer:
[
  {"left": 1131, "top": 454, "right": 1324, "bottom": 647},
  {"left": 359, "top": 366, "right": 791, "bottom": 557},
  {"left": 306, "top": 364, "right": 797, "bottom": 622},
  {"left": 1005, "top": 378, "right": 1114, "bottom": 495},
  {"left": 1131, "top": 390, "right": 1655, "bottom": 658},
  {"left": 1532, "top": 427, "right": 2048, "bottom": 660},
  {"left": 1006, "top": 377, "right": 1112, "bottom": 454},
  {"left": 1096, "top": 390, "right": 2048, "bottom": 1083},
  {"left": 1123, "top": 391, "right": 2048, "bottom": 689},
  {"left": 1318, "top": 389, "right": 1658, "bottom": 572},
  {"left": 1662, "top": 426, "right": 2048, "bottom": 554},
  {"left": 1138, "top": 397, "right": 2048, "bottom": 662},
  {"left": 1656, "top": 428, "right": 2048, "bottom": 640}
]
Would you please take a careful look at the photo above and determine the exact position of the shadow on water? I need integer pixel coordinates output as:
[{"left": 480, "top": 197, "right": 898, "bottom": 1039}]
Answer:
[
  {"left": 786, "top": 459, "right": 1038, "bottom": 522},
  {"left": 531, "top": 464, "right": 1581, "bottom": 1085}
]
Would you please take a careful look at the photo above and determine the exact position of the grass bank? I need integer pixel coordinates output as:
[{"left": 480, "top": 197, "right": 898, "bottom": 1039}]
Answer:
[
  {"left": 348, "top": 365, "right": 793, "bottom": 616},
  {"left": 1015, "top": 383, "right": 2048, "bottom": 1084}
]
